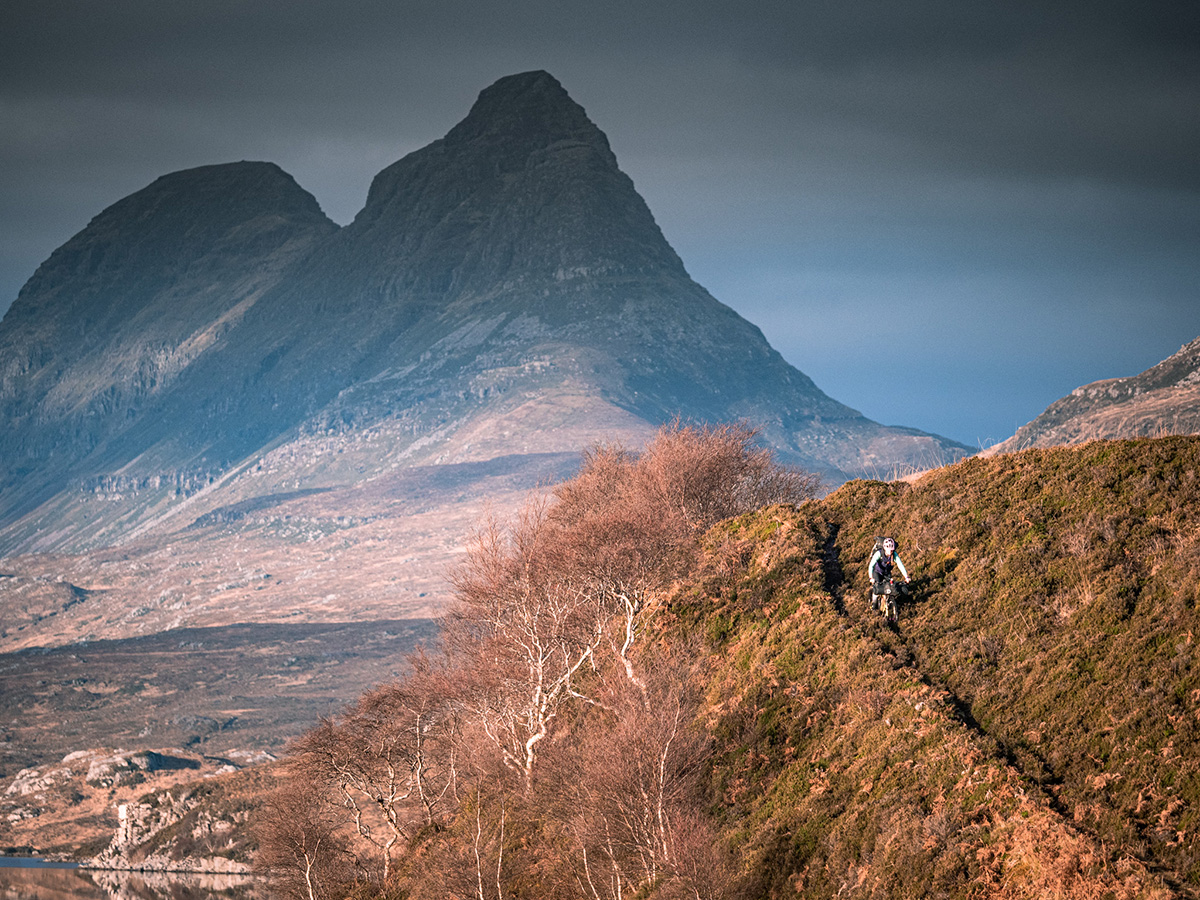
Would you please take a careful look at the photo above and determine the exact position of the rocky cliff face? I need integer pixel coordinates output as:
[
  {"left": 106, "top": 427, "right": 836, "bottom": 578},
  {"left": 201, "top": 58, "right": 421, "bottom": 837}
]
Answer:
[
  {"left": 986, "top": 335, "right": 1200, "bottom": 453},
  {"left": 0, "top": 70, "right": 967, "bottom": 558}
]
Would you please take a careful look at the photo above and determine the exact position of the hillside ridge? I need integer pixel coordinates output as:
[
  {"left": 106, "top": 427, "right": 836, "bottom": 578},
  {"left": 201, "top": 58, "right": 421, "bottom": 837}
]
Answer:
[
  {"left": 988, "top": 335, "right": 1200, "bottom": 453},
  {"left": 595, "top": 434, "right": 1196, "bottom": 896}
]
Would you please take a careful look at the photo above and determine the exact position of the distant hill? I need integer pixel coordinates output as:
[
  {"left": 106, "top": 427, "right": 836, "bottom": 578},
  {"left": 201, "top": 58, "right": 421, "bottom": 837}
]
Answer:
[
  {"left": 0, "top": 70, "right": 967, "bottom": 560},
  {"left": 987, "top": 335, "right": 1200, "bottom": 454}
]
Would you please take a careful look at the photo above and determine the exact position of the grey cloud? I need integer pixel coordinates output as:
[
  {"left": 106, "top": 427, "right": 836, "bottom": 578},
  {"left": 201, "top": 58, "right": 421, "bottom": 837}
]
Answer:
[{"left": 1, "top": 0, "right": 1197, "bottom": 442}]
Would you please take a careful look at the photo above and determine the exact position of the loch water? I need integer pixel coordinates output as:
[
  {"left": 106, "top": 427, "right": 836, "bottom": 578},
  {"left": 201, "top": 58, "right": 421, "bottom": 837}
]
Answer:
[{"left": 0, "top": 861, "right": 264, "bottom": 899}]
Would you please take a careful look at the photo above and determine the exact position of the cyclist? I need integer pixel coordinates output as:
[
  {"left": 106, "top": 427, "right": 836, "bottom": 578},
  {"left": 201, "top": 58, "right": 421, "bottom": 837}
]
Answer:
[{"left": 869, "top": 536, "right": 910, "bottom": 612}]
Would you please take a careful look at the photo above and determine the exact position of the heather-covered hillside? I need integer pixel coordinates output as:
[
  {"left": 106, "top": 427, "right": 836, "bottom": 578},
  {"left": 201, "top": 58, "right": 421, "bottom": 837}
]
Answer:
[
  {"left": 248, "top": 434, "right": 1196, "bottom": 899},
  {"left": 817, "top": 437, "right": 1200, "bottom": 890},
  {"left": 680, "top": 435, "right": 1200, "bottom": 896}
]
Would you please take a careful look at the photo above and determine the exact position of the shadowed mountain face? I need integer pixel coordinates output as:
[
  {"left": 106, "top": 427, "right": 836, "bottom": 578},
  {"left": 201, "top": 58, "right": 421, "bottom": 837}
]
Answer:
[
  {"left": 987, "top": 335, "right": 1200, "bottom": 454},
  {"left": 0, "top": 70, "right": 967, "bottom": 557},
  {"left": 0, "top": 163, "right": 337, "bottom": 515}
]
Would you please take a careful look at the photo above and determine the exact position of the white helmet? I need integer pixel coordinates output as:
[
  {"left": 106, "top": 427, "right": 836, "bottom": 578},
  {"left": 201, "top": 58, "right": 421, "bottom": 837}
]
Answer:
[{"left": 883, "top": 538, "right": 896, "bottom": 554}]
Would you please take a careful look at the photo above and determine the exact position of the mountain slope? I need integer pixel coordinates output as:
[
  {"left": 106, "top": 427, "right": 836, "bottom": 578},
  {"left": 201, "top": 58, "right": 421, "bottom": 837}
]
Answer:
[
  {"left": 988, "top": 335, "right": 1200, "bottom": 453},
  {"left": 641, "top": 435, "right": 1199, "bottom": 895},
  {"left": 0, "top": 161, "right": 337, "bottom": 524}
]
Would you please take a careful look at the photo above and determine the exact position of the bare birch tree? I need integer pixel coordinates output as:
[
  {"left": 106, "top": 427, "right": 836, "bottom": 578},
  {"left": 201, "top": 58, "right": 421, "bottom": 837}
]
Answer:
[
  {"left": 289, "top": 678, "right": 460, "bottom": 882},
  {"left": 444, "top": 423, "right": 816, "bottom": 790},
  {"left": 254, "top": 772, "right": 360, "bottom": 900},
  {"left": 549, "top": 422, "right": 820, "bottom": 696},
  {"left": 544, "top": 664, "right": 740, "bottom": 900},
  {"left": 447, "top": 501, "right": 610, "bottom": 792}
]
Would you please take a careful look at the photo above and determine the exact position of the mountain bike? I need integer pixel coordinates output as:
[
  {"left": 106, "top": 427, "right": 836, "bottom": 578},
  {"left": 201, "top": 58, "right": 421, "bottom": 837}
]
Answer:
[{"left": 872, "top": 578, "right": 910, "bottom": 625}]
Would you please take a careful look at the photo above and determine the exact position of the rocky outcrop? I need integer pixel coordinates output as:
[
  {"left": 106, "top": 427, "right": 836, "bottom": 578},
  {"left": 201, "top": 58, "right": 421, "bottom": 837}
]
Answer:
[
  {"left": 987, "top": 335, "right": 1200, "bottom": 453},
  {"left": 88, "top": 789, "right": 251, "bottom": 873},
  {"left": 0, "top": 746, "right": 273, "bottom": 867},
  {"left": 82, "top": 750, "right": 202, "bottom": 788}
]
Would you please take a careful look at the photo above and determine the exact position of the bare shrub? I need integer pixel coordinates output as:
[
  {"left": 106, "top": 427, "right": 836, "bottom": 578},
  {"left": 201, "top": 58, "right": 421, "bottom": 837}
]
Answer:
[
  {"left": 552, "top": 422, "right": 819, "bottom": 574},
  {"left": 417, "top": 783, "right": 513, "bottom": 900},
  {"left": 444, "top": 422, "right": 815, "bottom": 788},
  {"left": 661, "top": 805, "right": 745, "bottom": 900},
  {"left": 634, "top": 420, "right": 820, "bottom": 528},
  {"left": 261, "top": 421, "right": 811, "bottom": 898},
  {"left": 255, "top": 772, "right": 362, "bottom": 900},
  {"left": 286, "top": 670, "right": 461, "bottom": 883},
  {"left": 444, "top": 500, "right": 611, "bottom": 792},
  {"left": 543, "top": 661, "right": 741, "bottom": 900},
  {"left": 544, "top": 422, "right": 818, "bottom": 694}
]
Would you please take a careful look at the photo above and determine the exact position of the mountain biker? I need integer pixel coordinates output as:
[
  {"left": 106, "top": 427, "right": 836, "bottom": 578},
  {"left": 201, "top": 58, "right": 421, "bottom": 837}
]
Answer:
[{"left": 868, "top": 536, "right": 910, "bottom": 611}]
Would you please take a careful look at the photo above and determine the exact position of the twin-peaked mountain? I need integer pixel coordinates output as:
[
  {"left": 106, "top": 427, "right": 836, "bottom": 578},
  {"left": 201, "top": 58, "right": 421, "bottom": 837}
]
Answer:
[{"left": 0, "top": 71, "right": 967, "bottom": 556}]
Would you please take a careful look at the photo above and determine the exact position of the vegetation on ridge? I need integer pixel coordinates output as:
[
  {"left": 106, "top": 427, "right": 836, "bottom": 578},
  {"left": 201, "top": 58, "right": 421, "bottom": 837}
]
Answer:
[
  {"left": 257, "top": 433, "right": 1199, "bottom": 899},
  {"left": 821, "top": 438, "right": 1200, "bottom": 888}
]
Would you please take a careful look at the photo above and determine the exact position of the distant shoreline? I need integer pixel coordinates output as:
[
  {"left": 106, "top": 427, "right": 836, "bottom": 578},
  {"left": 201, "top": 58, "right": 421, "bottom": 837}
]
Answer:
[
  {"left": 79, "top": 864, "right": 257, "bottom": 875},
  {"left": 0, "top": 857, "right": 79, "bottom": 869}
]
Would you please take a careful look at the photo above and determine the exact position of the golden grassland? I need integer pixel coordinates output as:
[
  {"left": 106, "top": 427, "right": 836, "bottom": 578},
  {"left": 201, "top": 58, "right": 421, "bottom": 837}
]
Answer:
[{"left": 670, "top": 436, "right": 1199, "bottom": 896}]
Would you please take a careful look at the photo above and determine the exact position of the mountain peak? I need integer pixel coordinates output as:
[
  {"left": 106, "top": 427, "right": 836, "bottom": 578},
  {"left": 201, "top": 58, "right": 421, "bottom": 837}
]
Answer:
[
  {"left": 94, "top": 162, "right": 331, "bottom": 245},
  {"left": 448, "top": 70, "right": 597, "bottom": 147},
  {"left": 9, "top": 161, "right": 332, "bottom": 319},
  {"left": 352, "top": 70, "right": 682, "bottom": 288},
  {"left": 485, "top": 69, "right": 561, "bottom": 91},
  {"left": 0, "top": 72, "right": 971, "bottom": 555},
  {"left": 471, "top": 70, "right": 571, "bottom": 110},
  {"left": 0, "top": 160, "right": 337, "bottom": 505}
]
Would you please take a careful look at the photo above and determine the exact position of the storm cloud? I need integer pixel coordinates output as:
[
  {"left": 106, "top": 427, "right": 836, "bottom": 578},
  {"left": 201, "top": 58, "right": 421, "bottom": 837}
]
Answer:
[{"left": 3, "top": 0, "right": 1197, "bottom": 444}]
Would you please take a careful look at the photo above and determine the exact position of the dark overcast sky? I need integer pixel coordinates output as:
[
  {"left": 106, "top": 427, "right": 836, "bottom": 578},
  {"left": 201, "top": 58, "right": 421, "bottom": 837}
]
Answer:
[{"left": 2, "top": 1, "right": 1198, "bottom": 446}]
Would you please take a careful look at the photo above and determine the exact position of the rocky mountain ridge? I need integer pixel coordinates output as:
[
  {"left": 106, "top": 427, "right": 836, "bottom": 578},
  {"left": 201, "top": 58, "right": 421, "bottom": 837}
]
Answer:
[{"left": 987, "top": 334, "right": 1200, "bottom": 453}]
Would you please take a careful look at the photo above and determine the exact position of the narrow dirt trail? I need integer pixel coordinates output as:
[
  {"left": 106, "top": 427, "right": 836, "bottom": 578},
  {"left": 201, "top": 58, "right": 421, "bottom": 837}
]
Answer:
[{"left": 817, "top": 519, "right": 1196, "bottom": 899}]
